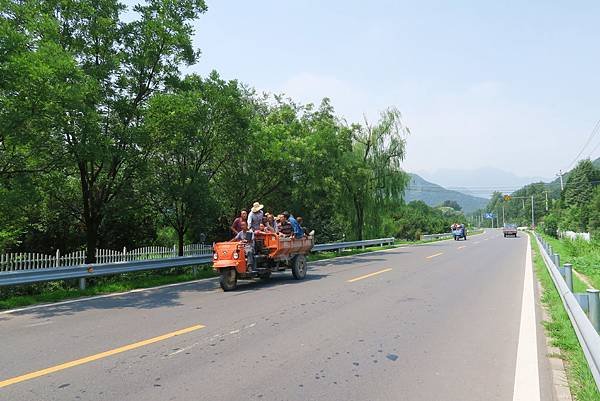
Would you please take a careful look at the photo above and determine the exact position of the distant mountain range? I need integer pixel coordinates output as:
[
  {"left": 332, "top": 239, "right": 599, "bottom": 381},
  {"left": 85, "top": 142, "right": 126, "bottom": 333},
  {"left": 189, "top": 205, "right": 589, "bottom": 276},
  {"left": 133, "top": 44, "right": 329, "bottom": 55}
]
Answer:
[
  {"left": 404, "top": 173, "right": 489, "bottom": 213},
  {"left": 404, "top": 157, "right": 600, "bottom": 213},
  {"left": 416, "top": 167, "right": 550, "bottom": 198}
]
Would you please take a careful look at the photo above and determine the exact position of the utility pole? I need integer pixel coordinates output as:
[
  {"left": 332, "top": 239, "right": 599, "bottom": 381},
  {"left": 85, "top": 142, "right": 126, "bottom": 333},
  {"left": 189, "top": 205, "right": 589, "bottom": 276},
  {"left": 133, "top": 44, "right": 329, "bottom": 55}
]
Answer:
[
  {"left": 557, "top": 170, "right": 564, "bottom": 191},
  {"left": 531, "top": 195, "right": 535, "bottom": 228},
  {"left": 545, "top": 191, "right": 548, "bottom": 212},
  {"left": 502, "top": 204, "right": 505, "bottom": 226}
]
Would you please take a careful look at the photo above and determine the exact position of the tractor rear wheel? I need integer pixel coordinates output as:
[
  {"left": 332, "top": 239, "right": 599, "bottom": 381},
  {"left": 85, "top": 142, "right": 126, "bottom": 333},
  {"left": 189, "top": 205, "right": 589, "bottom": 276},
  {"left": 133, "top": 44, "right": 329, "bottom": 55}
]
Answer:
[
  {"left": 219, "top": 268, "right": 237, "bottom": 291},
  {"left": 291, "top": 255, "right": 307, "bottom": 280}
]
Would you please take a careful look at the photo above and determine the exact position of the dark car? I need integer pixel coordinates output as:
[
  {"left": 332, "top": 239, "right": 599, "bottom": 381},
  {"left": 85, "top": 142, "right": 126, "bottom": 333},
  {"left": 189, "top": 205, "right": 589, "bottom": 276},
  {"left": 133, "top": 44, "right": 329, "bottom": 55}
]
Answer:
[{"left": 503, "top": 224, "right": 518, "bottom": 238}]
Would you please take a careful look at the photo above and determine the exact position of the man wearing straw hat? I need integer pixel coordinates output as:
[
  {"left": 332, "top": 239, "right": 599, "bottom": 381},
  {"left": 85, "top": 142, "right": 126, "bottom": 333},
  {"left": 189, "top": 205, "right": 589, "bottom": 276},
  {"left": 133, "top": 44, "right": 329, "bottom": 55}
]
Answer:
[{"left": 247, "top": 201, "right": 264, "bottom": 232}]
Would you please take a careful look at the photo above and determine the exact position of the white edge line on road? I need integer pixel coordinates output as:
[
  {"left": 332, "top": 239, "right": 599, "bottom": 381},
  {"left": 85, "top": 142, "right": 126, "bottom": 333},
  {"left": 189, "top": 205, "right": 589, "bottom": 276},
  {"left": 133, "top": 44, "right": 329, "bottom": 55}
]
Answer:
[
  {"left": 512, "top": 238, "right": 541, "bottom": 401},
  {"left": 2, "top": 231, "right": 489, "bottom": 315}
]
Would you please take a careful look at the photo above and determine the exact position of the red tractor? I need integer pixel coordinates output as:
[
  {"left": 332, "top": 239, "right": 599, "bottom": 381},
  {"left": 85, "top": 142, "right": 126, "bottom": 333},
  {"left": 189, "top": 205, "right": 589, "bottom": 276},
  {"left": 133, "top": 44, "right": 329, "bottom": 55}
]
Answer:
[{"left": 212, "top": 232, "right": 314, "bottom": 291}]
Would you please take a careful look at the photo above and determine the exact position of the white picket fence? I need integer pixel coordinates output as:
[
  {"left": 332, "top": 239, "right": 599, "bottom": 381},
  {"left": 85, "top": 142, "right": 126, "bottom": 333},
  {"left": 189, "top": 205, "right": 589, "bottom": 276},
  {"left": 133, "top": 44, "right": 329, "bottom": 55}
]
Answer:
[
  {"left": 559, "top": 230, "right": 591, "bottom": 242},
  {"left": 0, "top": 244, "right": 212, "bottom": 272}
]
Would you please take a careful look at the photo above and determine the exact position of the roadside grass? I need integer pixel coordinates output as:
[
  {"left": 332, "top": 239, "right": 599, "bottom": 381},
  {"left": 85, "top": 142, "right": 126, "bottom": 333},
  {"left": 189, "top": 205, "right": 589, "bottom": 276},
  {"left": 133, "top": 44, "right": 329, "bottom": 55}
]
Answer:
[
  {"left": 539, "top": 233, "right": 600, "bottom": 290},
  {"left": 573, "top": 274, "right": 589, "bottom": 293},
  {"left": 0, "top": 230, "right": 485, "bottom": 311},
  {"left": 530, "top": 234, "right": 600, "bottom": 401}
]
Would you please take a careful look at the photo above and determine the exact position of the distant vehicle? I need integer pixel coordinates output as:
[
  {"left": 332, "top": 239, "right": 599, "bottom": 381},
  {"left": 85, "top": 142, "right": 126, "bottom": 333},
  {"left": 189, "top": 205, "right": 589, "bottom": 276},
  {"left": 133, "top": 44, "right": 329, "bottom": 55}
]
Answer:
[
  {"left": 503, "top": 224, "right": 518, "bottom": 238},
  {"left": 213, "top": 232, "right": 314, "bottom": 291},
  {"left": 451, "top": 224, "right": 467, "bottom": 241}
]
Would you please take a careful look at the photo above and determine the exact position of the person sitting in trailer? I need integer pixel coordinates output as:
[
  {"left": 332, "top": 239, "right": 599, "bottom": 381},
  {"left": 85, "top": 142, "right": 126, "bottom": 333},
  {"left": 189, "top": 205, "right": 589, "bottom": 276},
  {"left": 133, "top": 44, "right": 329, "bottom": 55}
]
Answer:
[
  {"left": 281, "top": 211, "right": 304, "bottom": 239},
  {"left": 277, "top": 213, "right": 293, "bottom": 237}
]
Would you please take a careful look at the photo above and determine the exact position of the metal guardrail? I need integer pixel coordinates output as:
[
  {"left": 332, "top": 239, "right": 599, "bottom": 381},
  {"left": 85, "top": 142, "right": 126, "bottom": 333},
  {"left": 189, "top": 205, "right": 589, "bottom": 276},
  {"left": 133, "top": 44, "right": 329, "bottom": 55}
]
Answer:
[
  {"left": 421, "top": 233, "right": 453, "bottom": 241},
  {"left": 420, "top": 229, "right": 483, "bottom": 241},
  {"left": 0, "top": 237, "right": 396, "bottom": 287},
  {"left": 312, "top": 238, "right": 394, "bottom": 252},
  {"left": 0, "top": 255, "right": 213, "bottom": 286},
  {"left": 535, "top": 233, "right": 600, "bottom": 391}
]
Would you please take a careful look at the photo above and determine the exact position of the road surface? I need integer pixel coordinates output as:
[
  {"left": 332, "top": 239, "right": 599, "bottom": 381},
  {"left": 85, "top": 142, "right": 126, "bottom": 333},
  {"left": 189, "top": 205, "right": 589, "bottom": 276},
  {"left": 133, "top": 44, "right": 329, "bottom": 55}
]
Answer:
[{"left": 0, "top": 230, "right": 554, "bottom": 400}]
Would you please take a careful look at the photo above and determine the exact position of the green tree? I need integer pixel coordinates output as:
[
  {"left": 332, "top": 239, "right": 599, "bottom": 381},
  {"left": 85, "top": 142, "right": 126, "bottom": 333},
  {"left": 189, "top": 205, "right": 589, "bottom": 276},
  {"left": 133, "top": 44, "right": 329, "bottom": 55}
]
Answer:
[
  {"left": 0, "top": 0, "right": 207, "bottom": 261},
  {"left": 144, "top": 73, "right": 249, "bottom": 255},
  {"left": 563, "top": 159, "right": 599, "bottom": 208},
  {"left": 440, "top": 200, "right": 462, "bottom": 211},
  {"left": 588, "top": 186, "right": 600, "bottom": 237},
  {"left": 341, "top": 107, "right": 409, "bottom": 240}
]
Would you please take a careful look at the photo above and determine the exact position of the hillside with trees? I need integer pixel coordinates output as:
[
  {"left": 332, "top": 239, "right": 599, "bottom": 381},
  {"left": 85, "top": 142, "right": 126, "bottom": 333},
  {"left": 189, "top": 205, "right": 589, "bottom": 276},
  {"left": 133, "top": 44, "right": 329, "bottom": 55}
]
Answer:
[
  {"left": 474, "top": 158, "right": 600, "bottom": 238},
  {"left": 404, "top": 173, "right": 488, "bottom": 213}
]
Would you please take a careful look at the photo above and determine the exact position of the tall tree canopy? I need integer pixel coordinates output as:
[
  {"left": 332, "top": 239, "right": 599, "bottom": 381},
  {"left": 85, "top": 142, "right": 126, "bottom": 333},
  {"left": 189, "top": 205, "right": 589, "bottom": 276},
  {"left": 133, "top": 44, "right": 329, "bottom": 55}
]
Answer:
[{"left": 0, "top": 0, "right": 207, "bottom": 261}]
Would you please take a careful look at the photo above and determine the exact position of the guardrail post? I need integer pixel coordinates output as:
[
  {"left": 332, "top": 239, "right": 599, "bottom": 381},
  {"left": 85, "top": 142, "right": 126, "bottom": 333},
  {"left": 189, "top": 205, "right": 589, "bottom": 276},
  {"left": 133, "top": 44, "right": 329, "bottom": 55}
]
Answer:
[
  {"left": 553, "top": 253, "right": 560, "bottom": 267},
  {"left": 548, "top": 244, "right": 553, "bottom": 255},
  {"left": 564, "top": 263, "right": 573, "bottom": 292},
  {"left": 79, "top": 277, "right": 86, "bottom": 291},
  {"left": 587, "top": 289, "right": 600, "bottom": 333}
]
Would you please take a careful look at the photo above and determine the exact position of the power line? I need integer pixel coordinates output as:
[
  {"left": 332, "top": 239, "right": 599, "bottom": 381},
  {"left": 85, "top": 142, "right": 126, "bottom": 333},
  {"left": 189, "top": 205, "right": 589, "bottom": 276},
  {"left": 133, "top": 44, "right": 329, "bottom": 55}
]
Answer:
[
  {"left": 565, "top": 118, "right": 600, "bottom": 170},
  {"left": 588, "top": 137, "right": 600, "bottom": 159}
]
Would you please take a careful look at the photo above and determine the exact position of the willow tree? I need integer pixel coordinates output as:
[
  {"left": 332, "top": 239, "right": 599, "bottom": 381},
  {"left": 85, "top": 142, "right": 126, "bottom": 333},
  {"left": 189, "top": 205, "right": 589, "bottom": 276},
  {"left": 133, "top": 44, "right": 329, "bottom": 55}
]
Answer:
[{"left": 341, "top": 107, "right": 410, "bottom": 240}]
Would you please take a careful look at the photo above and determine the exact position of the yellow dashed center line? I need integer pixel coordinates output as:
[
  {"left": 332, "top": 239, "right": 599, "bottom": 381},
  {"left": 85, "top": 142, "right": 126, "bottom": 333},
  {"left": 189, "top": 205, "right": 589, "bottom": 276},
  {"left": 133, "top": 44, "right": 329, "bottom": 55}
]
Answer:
[
  {"left": 0, "top": 324, "right": 205, "bottom": 389},
  {"left": 347, "top": 268, "right": 393, "bottom": 283},
  {"left": 426, "top": 252, "right": 444, "bottom": 259}
]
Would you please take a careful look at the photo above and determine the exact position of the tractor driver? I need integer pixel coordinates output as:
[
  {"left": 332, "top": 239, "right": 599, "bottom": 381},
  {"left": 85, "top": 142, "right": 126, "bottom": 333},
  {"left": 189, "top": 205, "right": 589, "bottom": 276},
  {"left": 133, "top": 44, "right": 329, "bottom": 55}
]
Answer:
[{"left": 230, "top": 221, "right": 256, "bottom": 272}]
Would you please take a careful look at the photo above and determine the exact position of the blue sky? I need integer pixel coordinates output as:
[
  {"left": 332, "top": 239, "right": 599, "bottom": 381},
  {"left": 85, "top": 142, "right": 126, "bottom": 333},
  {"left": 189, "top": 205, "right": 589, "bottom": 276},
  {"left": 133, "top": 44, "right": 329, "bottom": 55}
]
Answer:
[{"left": 171, "top": 0, "right": 600, "bottom": 184}]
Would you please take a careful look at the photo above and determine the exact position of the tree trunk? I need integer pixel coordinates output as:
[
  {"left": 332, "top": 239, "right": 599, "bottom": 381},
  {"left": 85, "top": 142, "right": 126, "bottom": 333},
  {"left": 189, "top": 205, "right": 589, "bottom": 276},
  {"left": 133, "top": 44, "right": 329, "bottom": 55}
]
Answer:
[
  {"left": 85, "top": 222, "right": 98, "bottom": 264},
  {"left": 353, "top": 196, "right": 364, "bottom": 240},
  {"left": 177, "top": 229, "right": 185, "bottom": 257},
  {"left": 79, "top": 162, "right": 99, "bottom": 264}
]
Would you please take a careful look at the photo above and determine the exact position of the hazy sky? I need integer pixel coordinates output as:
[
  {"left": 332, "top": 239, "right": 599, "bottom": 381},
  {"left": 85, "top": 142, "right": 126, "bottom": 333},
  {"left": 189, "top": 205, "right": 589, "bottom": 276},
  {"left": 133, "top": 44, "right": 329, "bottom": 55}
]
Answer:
[{"left": 176, "top": 0, "right": 600, "bottom": 182}]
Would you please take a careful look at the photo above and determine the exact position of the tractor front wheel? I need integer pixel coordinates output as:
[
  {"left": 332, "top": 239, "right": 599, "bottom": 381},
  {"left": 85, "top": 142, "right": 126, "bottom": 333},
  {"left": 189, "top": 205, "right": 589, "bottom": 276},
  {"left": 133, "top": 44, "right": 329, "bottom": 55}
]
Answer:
[{"left": 219, "top": 268, "right": 237, "bottom": 291}]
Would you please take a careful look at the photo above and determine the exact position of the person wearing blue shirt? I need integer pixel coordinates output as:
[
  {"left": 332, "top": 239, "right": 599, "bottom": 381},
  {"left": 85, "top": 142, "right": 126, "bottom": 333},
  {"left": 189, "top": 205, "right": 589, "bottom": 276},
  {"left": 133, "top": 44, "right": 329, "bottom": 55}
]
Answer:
[{"left": 282, "top": 211, "right": 304, "bottom": 239}]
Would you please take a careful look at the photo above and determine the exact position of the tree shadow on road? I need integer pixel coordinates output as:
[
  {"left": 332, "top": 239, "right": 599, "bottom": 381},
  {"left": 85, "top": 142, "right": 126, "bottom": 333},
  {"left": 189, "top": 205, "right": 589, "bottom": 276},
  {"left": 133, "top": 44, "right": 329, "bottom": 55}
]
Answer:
[{"left": 6, "top": 279, "right": 221, "bottom": 319}]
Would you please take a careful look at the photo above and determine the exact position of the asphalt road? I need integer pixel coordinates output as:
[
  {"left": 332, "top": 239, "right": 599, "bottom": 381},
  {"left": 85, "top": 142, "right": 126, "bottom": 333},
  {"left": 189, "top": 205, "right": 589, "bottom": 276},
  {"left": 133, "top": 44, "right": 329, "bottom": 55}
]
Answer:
[{"left": 0, "top": 230, "right": 554, "bottom": 401}]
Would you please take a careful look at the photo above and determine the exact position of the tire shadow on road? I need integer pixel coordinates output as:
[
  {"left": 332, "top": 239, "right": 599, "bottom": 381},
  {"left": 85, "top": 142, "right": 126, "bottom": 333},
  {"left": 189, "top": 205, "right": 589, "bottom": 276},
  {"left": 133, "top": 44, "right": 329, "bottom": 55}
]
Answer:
[{"left": 224, "top": 272, "right": 329, "bottom": 295}]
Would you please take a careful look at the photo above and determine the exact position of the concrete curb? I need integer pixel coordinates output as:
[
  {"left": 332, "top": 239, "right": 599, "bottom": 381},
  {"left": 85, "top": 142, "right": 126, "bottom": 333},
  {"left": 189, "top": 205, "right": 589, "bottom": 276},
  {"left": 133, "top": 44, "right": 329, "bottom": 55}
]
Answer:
[
  {"left": 536, "top": 279, "right": 573, "bottom": 401},
  {"left": 530, "top": 233, "right": 573, "bottom": 401}
]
